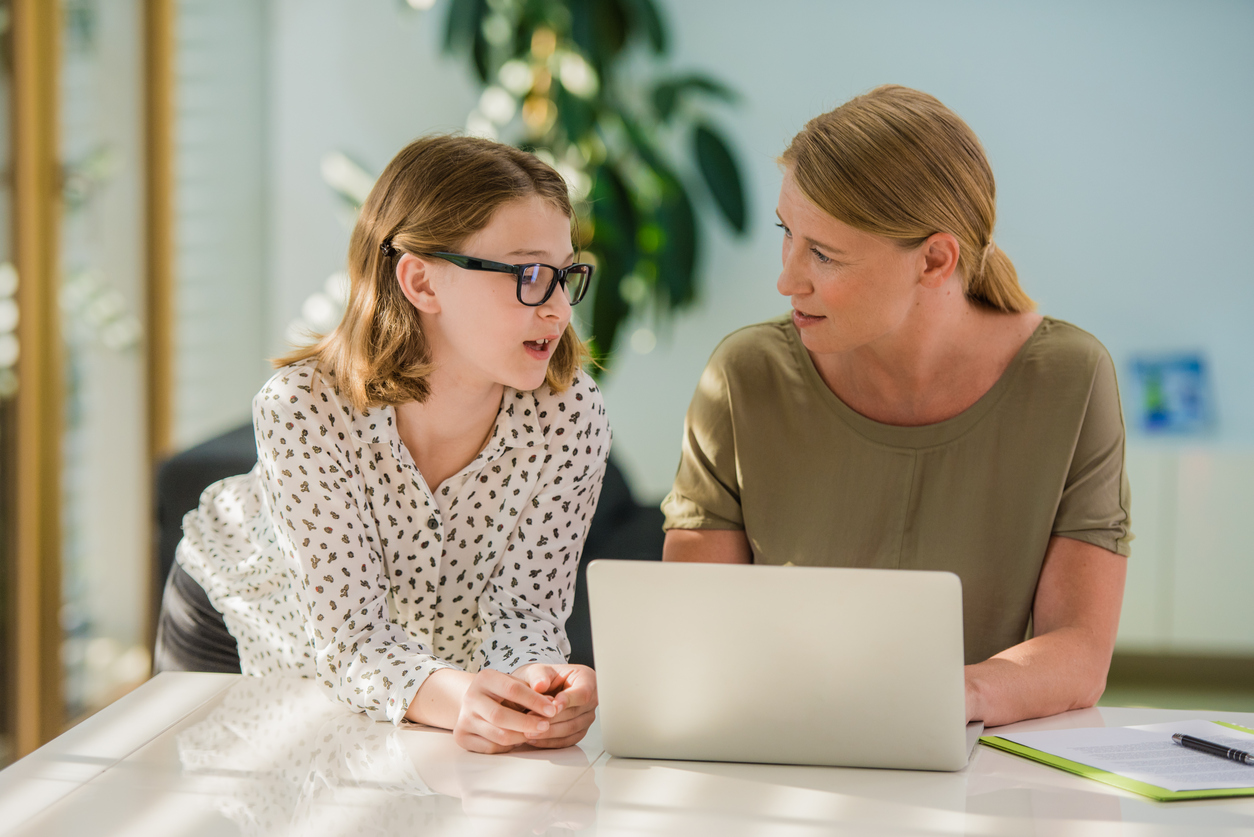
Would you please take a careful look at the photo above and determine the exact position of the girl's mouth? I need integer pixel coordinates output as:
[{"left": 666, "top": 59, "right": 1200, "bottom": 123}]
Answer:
[{"left": 524, "top": 338, "right": 554, "bottom": 358}]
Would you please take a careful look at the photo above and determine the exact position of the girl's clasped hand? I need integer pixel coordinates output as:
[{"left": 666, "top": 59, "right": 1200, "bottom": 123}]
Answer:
[{"left": 454, "top": 665, "right": 598, "bottom": 754}]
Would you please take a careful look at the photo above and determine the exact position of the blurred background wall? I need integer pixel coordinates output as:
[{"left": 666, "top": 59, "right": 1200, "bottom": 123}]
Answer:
[
  {"left": 179, "top": 0, "right": 1254, "bottom": 655},
  {"left": 221, "top": 0, "right": 1254, "bottom": 494},
  {"left": 4, "top": 0, "right": 1252, "bottom": 761}
]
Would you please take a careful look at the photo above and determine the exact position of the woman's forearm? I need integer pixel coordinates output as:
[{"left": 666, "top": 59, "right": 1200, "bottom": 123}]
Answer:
[
  {"left": 405, "top": 668, "right": 474, "bottom": 728},
  {"left": 965, "top": 625, "right": 1112, "bottom": 727},
  {"left": 966, "top": 536, "right": 1126, "bottom": 728}
]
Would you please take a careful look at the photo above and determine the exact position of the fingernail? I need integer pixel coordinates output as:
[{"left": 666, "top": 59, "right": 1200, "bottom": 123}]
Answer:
[{"left": 538, "top": 721, "right": 549, "bottom": 731}]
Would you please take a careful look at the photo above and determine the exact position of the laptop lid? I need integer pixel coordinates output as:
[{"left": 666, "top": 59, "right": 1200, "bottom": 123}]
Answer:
[{"left": 587, "top": 561, "right": 971, "bottom": 771}]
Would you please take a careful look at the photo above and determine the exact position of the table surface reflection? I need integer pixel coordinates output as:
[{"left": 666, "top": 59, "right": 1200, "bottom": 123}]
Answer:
[{"left": 3, "top": 673, "right": 1254, "bottom": 836}]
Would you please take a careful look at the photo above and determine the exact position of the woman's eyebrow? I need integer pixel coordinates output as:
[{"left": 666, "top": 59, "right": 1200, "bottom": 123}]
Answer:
[{"left": 774, "top": 211, "right": 847, "bottom": 255}]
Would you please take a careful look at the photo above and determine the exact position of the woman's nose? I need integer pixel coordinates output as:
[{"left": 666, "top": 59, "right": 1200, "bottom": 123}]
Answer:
[
  {"left": 776, "top": 241, "right": 807, "bottom": 297},
  {"left": 777, "top": 259, "right": 806, "bottom": 297}
]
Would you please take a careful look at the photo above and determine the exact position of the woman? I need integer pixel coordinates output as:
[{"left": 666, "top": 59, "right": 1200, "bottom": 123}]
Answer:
[
  {"left": 175, "top": 136, "right": 609, "bottom": 753},
  {"left": 662, "top": 86, "right": 1131, "bottom": 728}
]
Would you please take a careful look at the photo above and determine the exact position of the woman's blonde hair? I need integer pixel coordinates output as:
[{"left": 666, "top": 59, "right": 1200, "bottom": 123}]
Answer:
[
  {"left": 781, "top": 85, "right": 1033, "bottom": 313},
  {"left": 278, "top": 135, "right": 588, "bottom": 410}
]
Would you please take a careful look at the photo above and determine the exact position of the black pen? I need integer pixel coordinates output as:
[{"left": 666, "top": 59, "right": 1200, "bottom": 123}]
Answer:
[{"left": 1172, "top": 733, "right": 1254, "bottom": 765}]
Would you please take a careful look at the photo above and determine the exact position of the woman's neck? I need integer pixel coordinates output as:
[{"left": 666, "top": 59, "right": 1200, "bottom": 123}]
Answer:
[
  {"left": 811, "top": 289, "right": 1042, "bottom": 427},
  {"left": 393, "top": 367, "right": 504, "bottom": 492}
]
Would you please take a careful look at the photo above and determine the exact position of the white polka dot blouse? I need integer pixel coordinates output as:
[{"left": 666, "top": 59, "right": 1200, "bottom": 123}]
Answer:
[{"left": 176, "top": 360, "right": 611, "bottom": 725}]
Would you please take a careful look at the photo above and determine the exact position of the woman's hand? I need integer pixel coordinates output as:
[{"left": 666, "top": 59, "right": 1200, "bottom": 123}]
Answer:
[
  {"left": 452, "top": 669, "right": 560, "bottom": 754},
  {"left": 513, "top": 663, "right": 598, "bottom": 749}
]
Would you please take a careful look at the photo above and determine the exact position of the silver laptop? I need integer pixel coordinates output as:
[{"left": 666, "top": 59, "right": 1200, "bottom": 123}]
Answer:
[{"left": 586, "top": 561, "right": 981, "bottom": 771}]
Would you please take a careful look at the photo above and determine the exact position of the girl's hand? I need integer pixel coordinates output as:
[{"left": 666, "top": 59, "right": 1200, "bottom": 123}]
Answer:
[
  {"left": 513, "top": 664, "right": 598, "bottom": 749},
  {"left": 452, "top": 669, "right": 559, "bottom": 754}
]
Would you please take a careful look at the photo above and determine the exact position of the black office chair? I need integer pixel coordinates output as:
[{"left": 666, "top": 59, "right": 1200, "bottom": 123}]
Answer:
[{"left": 152, "top": 423, "right": 663, "bottom": 673}]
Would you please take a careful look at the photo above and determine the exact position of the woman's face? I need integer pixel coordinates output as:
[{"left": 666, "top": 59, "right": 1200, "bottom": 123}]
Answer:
[
  {"left": 419, "top": 196, "right": 574, "bottom": 393},
  {"left": 775, "top": 170, "right": 926, "bottom": 356}
]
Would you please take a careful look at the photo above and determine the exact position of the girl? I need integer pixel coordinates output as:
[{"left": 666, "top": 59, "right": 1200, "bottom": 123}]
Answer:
[
  {"left": 663, "top": 86, "right": 1131, "bottom": 728},
  {"left": 175, "top": 135, "right": 609, "bottom": 753}
]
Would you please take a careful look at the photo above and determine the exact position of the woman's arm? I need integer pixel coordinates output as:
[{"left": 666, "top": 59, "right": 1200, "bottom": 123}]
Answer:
[
  {"left": 662, "top": 529, "right": 753, "bottom": 563},
  {"left": 965, "top": 535, "right": 1127, "bottom": 727}
]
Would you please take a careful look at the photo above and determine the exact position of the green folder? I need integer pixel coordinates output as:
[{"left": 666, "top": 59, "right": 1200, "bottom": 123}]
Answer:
[{"left": 979, "top": 722, "right": 1254, "bottom": 802}]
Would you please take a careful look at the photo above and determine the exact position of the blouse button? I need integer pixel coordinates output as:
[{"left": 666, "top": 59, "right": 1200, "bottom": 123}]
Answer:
[{"left": 427, "top": 516, "right": 439, "bottom": 530}]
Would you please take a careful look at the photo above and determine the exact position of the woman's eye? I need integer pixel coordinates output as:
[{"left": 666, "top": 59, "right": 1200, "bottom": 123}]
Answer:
[
  {"left": 775, "top": 222, "right": 790, "bottom": 237},
  {"left": 811, "top": 247, "right": 831, "bottom": 264}
]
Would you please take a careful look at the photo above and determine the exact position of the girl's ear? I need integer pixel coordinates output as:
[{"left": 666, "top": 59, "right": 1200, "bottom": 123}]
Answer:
[
  {"left": 918, "top": 232, "right": 960, "bottom": 289},
  {"left": 395, "top": 253, "right": 440, "bottom": 314}
]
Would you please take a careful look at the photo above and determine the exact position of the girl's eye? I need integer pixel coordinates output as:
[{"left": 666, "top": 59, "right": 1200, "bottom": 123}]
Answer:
[
  {"left": 811, "top": 247, "right": 831, "bottom": 264},
  {"left": 775, "top": 221, "right": 790, "bottom": 236}
]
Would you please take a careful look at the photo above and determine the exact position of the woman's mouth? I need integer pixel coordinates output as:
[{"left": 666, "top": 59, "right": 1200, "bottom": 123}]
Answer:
[{"left": 792, "top": 309, "right": 825, "bottom": 328}]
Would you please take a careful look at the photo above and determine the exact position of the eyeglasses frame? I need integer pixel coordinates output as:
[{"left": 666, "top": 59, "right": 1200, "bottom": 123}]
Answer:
[{"left": 416, "top": 250, "right": 594, "bottom": 307}]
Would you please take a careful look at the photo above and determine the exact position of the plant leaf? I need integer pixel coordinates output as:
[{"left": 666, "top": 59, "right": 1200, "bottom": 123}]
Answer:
[
  {"left": 652, "top": 73, "right": 738, "bottom": 120},
  {"left": 693, "top": 123, "right": 747, "bottom": 234},
  {"left": 443, "top": 0, "right": 486, "bottom": 53},
  {"left": 588, "top": 162, "right": 638, "bottom": 363},
  {"left": 471, "top": 16, "right": 491, "bottom": 84},
  {"left": 618, "top": 112, "right": 667, "bottom": 174},
  {"left": 570, "top": 0, "right": 629, "bottom": 75},
  {"left": 621, "top": 0, "right": 667, "bottom": 53},
  {"left": 654, "top": 173, "right": 698, "bottom": 308},
  {"left": 556, "top": 86, "right": 596, "bottom": 144}
]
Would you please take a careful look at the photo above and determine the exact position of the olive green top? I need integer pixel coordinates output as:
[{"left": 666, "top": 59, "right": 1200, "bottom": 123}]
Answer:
[{"left": 662, "top": 316, "right": 1132, "bottom": 665}]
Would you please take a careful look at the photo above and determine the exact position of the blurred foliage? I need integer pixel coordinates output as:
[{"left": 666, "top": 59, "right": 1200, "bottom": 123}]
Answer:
[{"left": 441, "top": 0, "right": 749, "bottom": 368}]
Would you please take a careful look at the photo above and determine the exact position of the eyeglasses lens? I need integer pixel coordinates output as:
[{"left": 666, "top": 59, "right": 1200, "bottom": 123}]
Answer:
[
  {"left": 519, "top": 265, "right": 552, "bottom": 305},
  {"left": 563, "top": 266, "right": 590, "bottom": 303},
  {"left": 519, "top": 265, "right": 591, "bottom": 305}
]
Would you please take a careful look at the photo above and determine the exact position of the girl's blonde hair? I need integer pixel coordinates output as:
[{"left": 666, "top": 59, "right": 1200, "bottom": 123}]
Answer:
[
  {"left": 278, "top": 135, "right": 588, "bottom": 410},
  {"left": 781, "top": 85, "right": 1033, "bottom": 313}
]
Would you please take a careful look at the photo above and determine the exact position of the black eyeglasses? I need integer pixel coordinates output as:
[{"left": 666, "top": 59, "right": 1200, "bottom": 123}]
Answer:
[{"left": 420, "top": 251, "right": 594, "bottom": 307}]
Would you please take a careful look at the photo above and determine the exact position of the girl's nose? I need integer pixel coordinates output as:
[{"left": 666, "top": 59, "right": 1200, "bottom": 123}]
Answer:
[{"left": 538, "top": 281, "right": 572, "bottom": 321}]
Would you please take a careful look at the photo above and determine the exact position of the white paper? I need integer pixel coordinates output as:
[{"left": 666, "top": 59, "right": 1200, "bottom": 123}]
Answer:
[{"left": 997, "top": 719, "right": 1254, "bottom": 792}]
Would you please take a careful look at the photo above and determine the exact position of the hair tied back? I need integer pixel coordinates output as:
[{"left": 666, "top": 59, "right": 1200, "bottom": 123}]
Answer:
[
  {"left": 379, "top": 238, "right": 397, "bottom": 257},
  {"left": 978, "top": 239, "right": 996, "bottom": 277}
]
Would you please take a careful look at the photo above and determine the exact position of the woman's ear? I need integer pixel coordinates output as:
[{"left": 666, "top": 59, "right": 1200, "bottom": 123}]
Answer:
[
  {"left": 395, "top": 253, "right": 441, "bottom": 314},
  {"left": 918, "top": 232, "right": 961, "bottom": 289}
]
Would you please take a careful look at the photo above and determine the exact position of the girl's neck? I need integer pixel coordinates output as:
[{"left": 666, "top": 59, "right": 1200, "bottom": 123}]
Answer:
[{"left": 394, "top": 367, "right": 504, "bottom": 492}]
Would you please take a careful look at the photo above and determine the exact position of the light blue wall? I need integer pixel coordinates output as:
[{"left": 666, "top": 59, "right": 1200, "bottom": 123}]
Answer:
[{"left": 265, "top": 0, "right": 1254, "bottom": 499}]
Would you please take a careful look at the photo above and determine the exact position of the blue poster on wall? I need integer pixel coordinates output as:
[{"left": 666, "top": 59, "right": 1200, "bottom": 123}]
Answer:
[{"left": 1128, "top": 352, "right": 1215, "bottom": 435}]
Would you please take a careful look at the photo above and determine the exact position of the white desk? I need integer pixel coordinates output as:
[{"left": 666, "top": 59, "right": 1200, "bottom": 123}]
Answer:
[{"left": 3, "top": 673, "right": 1254, "bottom": 836}]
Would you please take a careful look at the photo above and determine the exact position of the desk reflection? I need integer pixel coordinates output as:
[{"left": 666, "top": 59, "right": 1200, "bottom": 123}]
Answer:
[{"left": 175, "top": 676, "right": 598, "bottom": 836}]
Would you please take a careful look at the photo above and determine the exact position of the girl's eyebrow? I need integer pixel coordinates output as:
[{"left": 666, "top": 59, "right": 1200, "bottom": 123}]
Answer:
[
  {"left": 507, "top": 248, "right": 575, "bottom": 262},
  {"left": 774, "top": 210, "right": 847, "bottom": 255}
]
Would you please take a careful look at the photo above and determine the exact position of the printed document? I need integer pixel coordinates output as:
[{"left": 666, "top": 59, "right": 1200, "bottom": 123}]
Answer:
[{"left": 998, "top": 719, "right": 1254, "bottom": 792}]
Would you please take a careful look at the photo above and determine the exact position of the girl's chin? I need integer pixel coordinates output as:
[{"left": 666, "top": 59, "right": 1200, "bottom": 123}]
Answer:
[{"left": 500, "top": 365, "right": 550, "bottom": 393}]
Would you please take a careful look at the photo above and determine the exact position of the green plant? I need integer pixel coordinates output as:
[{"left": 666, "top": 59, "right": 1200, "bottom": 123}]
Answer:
[{"left": 441, "top": 0, "right": 749, "bottom": 367}]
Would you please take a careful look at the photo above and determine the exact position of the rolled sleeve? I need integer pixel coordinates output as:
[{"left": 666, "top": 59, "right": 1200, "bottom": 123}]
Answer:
[
  {"left": 662, "top": 353, "right": 745, "bottom": 531},
  {"left": 1052, "top": 349, "right": 1133, "bottom": 557}
]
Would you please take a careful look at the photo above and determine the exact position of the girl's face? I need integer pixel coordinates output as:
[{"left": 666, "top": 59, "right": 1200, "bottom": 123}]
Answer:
[
  {"left": 775, "top": 170, "right": 927, "bottom": 356},
  {"left": 414, "top": 196, "right": 574, "bottom": 394}
]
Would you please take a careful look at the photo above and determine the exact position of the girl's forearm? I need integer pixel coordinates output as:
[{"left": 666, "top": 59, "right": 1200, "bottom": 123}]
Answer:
[{"left": 405, "top": 668, "right": 474, "bottom": 728}]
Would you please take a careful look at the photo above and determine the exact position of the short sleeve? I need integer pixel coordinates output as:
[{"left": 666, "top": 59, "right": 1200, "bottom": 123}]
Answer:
[
  {"left": 661, "top": 346, "right": 745, "bottom": 531},
  {"left": 1052, "top": 348, "right": 1133, "bottom": 556}
]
